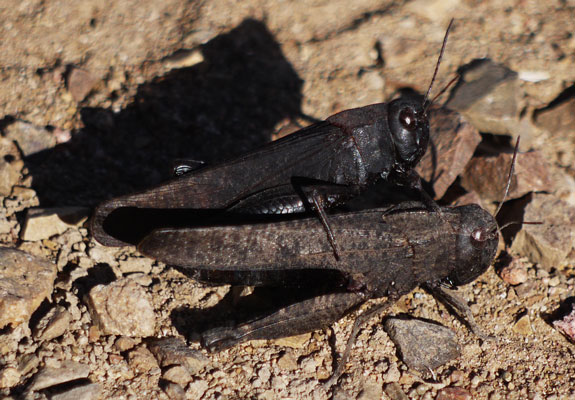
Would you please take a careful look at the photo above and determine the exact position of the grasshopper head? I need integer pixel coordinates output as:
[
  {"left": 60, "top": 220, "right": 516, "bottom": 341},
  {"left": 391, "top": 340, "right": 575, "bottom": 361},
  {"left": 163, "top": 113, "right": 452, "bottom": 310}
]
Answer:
[
  {"left": 387, "top": 98, "right": 430, "bottom": 174},
  {"left": 448, "top": 204, "right": 499, "bottom": 286}
]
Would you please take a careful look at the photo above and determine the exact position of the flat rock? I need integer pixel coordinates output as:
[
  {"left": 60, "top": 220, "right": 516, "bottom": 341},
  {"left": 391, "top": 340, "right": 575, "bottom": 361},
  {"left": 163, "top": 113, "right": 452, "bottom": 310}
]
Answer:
[
  {"left": 552, "top": 302, "right": 575, "bottom": 342},
  {"left": 21, "top": 207, "right": 90, "bottom": 241},
  {"left": 33, "top": 305, "right": 72, "bottom": 341},
  {"left": 0, "top": 248, "right": 57, "bottom": 329},
  {"left": 513, "top": 314, "right": 533, "bottom": 335},
  {"left": 147, "top": 337, "right": 208, "bottom": 374},
  {"left": 162, "top": 365, "right": 192, "bottom": 385},
  {"left": 88, "top": 245, "right": 119, "bottom": 267},
  {"left": 50, "top": 383, "right": 101, "bottom": 400},
  {"left": 384, "top": 317, "right": 461, "bottom": 374},
  {"left": 511, "top": 193, "right": 575, "bottom": 269},
  {"left": 271, "top": 332, "right": 311, "bottom": 349},
  {"left": 446, "top": 59, "right": 519, "bottom": 135},
  {"left": 416, "top": 108, "right": 481, "bottom": 198},
  {"left": 67, "top": 67, "right": 98, "bottom": 102},
  {"left": 461, "top": 150, "right": 553, "bottom": 203},
  {"left": 86, "top": 278, "right": 155, "bottom": 337},
  {"left": 534, "top": 94, "right": 575, "bottom": 137},
  {"left": 118, "top": 256, "right": 154, "bottom": 274},
  {"left": 3, "top": 120, "right": 57, "bottom": 156},
  {"left": 28, "top": 360, "right": 90, "bottom": 391}
]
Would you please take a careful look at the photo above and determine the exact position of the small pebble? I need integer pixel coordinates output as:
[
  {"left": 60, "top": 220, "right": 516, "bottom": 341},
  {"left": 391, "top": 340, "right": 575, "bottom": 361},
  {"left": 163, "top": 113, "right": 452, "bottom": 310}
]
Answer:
[
  {"left": 499, "top": 259, "right": 528, "bottom": 285},
  {"left": 513, "top": 314, "right": 533, "bottom": 335},
  {"left": 470, "top": 375, "right": 482, "bottom": 387},
  {"left": 436, "top": 386, "right": 472, "bottom": 400}
]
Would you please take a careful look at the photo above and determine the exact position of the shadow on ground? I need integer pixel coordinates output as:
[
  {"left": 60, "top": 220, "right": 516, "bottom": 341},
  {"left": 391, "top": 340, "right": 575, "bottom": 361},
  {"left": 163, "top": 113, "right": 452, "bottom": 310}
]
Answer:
[{"left": 25, "top": 19, "right": 304, "bottom": 207}]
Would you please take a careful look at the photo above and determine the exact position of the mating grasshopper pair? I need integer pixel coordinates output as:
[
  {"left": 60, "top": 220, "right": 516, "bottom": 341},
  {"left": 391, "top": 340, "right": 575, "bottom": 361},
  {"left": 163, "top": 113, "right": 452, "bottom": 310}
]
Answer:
[{"left": 92, "top": 19, "right": 503, "bottom": 386}]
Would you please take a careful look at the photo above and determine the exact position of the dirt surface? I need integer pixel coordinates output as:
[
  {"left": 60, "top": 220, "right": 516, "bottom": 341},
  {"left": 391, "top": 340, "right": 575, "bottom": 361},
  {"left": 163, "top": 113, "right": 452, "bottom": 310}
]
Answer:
[{"left": 1, "top": 1, "right": 575, "bottom": 399}]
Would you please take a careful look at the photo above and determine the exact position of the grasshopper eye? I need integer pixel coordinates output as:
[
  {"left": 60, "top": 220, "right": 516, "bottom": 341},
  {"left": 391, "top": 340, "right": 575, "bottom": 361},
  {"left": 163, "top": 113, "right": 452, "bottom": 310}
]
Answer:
[
  {"left": 399, "top": 107, "right": 417, "bottom": 131},
  {"left": 472, "top": 228, "right": 485, "bottom": 242},
  {"left": 470, "top": 227, "right": 494, "bottom": 249}
]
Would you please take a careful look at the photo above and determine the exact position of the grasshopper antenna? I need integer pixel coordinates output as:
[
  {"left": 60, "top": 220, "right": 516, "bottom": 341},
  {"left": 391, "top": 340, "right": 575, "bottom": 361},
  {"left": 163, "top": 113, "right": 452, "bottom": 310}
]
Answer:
[
  {"left": 499, "top": 220, "right": 543, "bottom": 230},
  {"left": 491, "top": 137, "right": 542, "bottom": 241},
  {"left": 423, "top": 18, "right": 454, "bottom": 112},
  {"left": 494, "top": 137, "right": 520, "bottom": 219},
  {"left": 463, "top": 137, "right": 522, "bottom": 247},
  {"left": 424, "top": 74, "right": 459, "bottom": 114}
]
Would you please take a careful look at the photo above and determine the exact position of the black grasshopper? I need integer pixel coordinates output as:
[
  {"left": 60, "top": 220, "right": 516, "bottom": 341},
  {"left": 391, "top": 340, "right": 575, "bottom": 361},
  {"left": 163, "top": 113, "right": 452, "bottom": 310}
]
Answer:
[
  {"left": 91, "top": 21, "right": 455, "bottom": 249},
  {"left": 138, "top": 203, "right": 499, "bottom": 384}
]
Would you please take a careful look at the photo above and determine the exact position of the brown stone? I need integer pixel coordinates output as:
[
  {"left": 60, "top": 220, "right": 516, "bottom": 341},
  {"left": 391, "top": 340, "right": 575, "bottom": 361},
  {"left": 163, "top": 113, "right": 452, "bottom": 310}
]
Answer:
[
  {"left": 416, "top": 107, "right": 482, "bottom": 199},
  {"left": 499, "top": 258, "right": 529, "bottom": 286},
  {"left": 511, "top": 194, "right": 575, "bottom": 269},
  {"left": 162, "top": 365, "right": 192, "bottom": 385},
  {"left": 0, "top": 248, "right": 57, "bottom": 329},
  {"left": 127, "top": 346, "right": 159, "bottom": 373},
  {"left": 0, "top": 367, "right": 21, "bottom": 389},
  {"left": 28, "top": 361, "right": 90, "bottom": 391},
  {"left": 461, "top": 150, "right": 553, "bottom": 204},
  {"left": 383, "top": 317, "right": 461, "bottom": 374},
  {"left": 86, "top": 278, "right": 155, "bottom": 337},
  {"left": 67, "top": 67, "right": 98, "bottom": 102},
  {"left": 277, "top": 351, "right": 298, "bottom": 371},
  {"left": 147, "top": 337, "right": 208, "bottom": 374},
  {"left": 33, "top": 305, "right": 71, "bottom": 341},
  {"left": 436, "top": 386, "right": 472, "bottom": 400},
  {"left": 534, "top": 95, "right": 575, "bottom": 137},
  {"left": 512, "top": 314, "right": 533, "bottom": 335},
  {"left": 446, "top": 59, "right": 519, "bottom": 135},
  {"left": 114, "top": 337, "right": 137, "bottom": 352},
  {"left": 271, "top": 332, "right": 311, "bottom": 349},
  {"left": 21, "top": 207, "right": 90, "bottom": 241}
]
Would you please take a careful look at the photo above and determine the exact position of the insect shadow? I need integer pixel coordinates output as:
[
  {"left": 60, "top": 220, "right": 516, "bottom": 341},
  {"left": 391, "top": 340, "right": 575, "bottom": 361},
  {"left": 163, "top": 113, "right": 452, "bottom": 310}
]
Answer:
[{"left": 23, "top": 19, "right": 305, "bottom": 207}]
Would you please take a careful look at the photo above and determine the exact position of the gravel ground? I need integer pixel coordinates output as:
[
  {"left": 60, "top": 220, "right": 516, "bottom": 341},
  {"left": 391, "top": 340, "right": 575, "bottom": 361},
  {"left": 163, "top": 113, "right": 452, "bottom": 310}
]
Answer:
[{"left": 1, "top": 1, "right": 575, "bottom": 399}]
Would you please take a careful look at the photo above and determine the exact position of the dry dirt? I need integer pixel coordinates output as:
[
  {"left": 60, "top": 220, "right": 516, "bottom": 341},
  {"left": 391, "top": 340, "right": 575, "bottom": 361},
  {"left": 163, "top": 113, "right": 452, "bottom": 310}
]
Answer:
[{"left": 1, "top": 0, "right": 575, "bottom": 399}]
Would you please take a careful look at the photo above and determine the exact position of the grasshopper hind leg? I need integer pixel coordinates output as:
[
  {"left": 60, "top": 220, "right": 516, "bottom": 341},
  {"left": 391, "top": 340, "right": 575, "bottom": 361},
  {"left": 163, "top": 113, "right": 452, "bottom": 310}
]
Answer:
[{"left": 202, "top": 292, "right": 366, "bottom": 352}]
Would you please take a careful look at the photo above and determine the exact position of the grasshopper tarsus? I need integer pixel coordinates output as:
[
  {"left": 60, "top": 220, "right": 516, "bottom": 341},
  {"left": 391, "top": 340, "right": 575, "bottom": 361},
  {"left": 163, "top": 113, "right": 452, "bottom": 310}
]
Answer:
[{"left": 426, "top": 284, "right": 494, "bottom": 341}]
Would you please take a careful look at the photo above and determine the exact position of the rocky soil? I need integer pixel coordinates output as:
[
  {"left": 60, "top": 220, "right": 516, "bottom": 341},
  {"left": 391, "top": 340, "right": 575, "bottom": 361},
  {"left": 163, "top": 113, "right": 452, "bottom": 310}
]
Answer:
[{"left": 1, "top": 1, "right": 575, "bottom": 399}]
